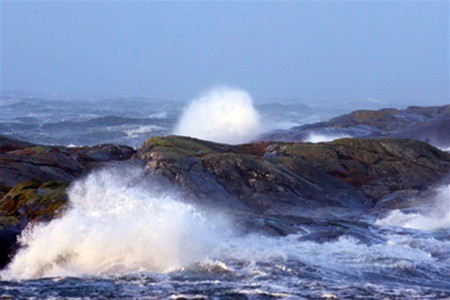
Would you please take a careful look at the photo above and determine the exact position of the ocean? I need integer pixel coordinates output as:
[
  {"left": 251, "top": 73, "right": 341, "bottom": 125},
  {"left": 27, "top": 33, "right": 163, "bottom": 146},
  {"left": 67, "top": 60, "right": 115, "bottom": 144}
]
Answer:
[{"left": 0, "top": 95, "right": 449, "bottom": 299}]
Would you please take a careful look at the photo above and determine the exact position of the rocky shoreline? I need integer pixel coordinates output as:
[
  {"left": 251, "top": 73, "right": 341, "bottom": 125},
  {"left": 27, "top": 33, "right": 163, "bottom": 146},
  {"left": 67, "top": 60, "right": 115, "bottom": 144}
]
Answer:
[
  {"left": 1, "top": 134, "right": 449, "bottom": 268},
  {"left": 0, "top": 104, "right": 449, "bottom": 269}
]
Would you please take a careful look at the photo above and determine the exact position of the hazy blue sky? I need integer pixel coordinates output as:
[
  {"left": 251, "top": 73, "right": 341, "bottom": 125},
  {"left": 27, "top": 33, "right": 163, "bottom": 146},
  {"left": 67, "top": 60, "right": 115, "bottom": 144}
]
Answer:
[{"left": 1, "top": 1, "right": 448, "bottom": 104}]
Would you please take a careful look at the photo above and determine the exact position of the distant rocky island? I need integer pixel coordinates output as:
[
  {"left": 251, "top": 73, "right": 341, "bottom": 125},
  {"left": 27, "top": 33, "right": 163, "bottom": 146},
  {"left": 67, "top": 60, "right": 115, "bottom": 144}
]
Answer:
[
  {"left": 1, "top": 104, "right": 449, "bottom": 269},
  {"left": 264, "top": 104, "right": 450, "bottom": 150}
]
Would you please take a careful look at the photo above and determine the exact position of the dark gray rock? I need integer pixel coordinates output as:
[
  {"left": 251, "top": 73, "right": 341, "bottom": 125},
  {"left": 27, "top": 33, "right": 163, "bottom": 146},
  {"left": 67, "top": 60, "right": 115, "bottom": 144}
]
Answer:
[
  {"left": 263, "top": 104, "right": 450, "bottom": 149},
  {"left": 0, "top": 136, "right": 136, "bottom": 194},
  {"left": 132, "top": 136, "right": 450, "bottom": 211},
  {"left": 0, "top": 133, "right": 449, "bottom": 270}
]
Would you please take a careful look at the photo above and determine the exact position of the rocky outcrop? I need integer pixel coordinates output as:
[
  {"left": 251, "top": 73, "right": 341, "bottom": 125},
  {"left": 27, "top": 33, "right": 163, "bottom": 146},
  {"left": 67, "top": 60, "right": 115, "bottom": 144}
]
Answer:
[
  {"left": 0, "top": 135, "right": 136, "bottom": 220},
  {"left": 0, "top": 134, "right": 449, "bottom": 268},
  {"left": 0, "top": 136, "right": 136, "bottom": 196},
  {"left": 133, "top": 136, "right": 450, "bottom": 210},
  {"left": 256, "top": 138, "right": 450, "bottom": 201},
  {"left": 0, "top": 180, "right": 69, "bottom": 268},
  {"left": 0, "top": 136, "right": 136, "bottom": 268},
  {"left": 0, "top": 136, "right": 33, "bottom": 152},
  {"left": 1, "top": 134, "right": 449, "bottom": 225},
  {"left": 0, "top": 180, "right": 68, "bottom": 227},
  {"left": 264, "top": 105, "right": 450, "bottom": 149},
  {"left": 132, "top": 136, "right": 367, "bottom": 211}
]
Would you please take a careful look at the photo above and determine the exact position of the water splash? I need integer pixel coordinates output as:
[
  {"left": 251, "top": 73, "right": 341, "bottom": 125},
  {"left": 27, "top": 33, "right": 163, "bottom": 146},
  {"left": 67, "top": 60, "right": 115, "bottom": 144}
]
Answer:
[
  {"left": 304, "top": 132, "right": 352, "bottom": 143},
  {"left": 1, "top": 168, "right": 232, "bottom": 279},
  {"left": 375, "top": 184, "right": 450, "bottom": 231},
  {"left": 2, "top": 169, "right": 448, "bottom": 289},
  {"left": 174, "top": 87, "right": 262, "bottom": 144}
]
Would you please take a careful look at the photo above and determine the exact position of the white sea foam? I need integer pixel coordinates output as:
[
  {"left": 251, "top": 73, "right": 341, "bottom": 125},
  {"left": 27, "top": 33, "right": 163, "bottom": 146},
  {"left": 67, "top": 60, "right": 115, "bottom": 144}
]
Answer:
[
  {"left": 209, "top": 233, "right": 435, "bottom": 273},
  {"left": 2, "top": 168, "right": 447, "bottom": 281},
  {"left": 148, "top": 112, "right": 168, "bottom": 119},
  {"left": 375, "top": 184, "right": 450, "bottom": 231},
  {"left": 124, "top": 125, "right": 164, "bottom": 137},
  {"left": 174, "top": 87, "right": 263, "bottom": 144},
  {"left": 1, "top": 168, "right": 232, "bottom": 280},
  {"left": 304, "top": 132, "right": 352, "bottom": 143}
]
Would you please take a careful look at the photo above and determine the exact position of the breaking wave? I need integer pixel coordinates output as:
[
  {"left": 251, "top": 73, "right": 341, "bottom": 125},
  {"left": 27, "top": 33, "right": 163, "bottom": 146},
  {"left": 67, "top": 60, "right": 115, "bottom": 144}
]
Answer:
[
  {"left": 1, "top": 168, "right": 232, "bottom": 280},
  {"left": 2, "top": 169, "right": 448, "bottom": 297},
  {"left": 174, "top": 87, "right": 263, "bottom": 144},
  {"left": 375, "top": 184, "right": 450, "bottom": 231}
]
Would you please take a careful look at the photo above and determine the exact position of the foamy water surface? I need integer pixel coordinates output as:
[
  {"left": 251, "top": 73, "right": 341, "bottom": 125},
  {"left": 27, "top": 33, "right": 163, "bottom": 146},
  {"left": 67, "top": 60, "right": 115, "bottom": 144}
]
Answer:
[{"left": 0, "top": 168, "right": 449, "bottom": 299}]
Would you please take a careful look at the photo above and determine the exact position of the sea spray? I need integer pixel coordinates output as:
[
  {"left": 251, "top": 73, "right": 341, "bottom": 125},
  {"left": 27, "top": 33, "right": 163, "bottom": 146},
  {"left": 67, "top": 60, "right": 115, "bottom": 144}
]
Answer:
[
  {"left": 1, "top": 167, "right": 233, "bottom": 279},
  {"left": 375, "top": 184, "right": 450, "bottom": 231},
  {"left": 304, "top": 132, "right": 352, "bottom": 143},
  {"left": 174, "top": 87, "right": 263, "bottom": 144},
  {"left": 207, "top": 233, "right": 437, "bottom": 274},
  {"left": 2, "top": 169, "right": 449, "bottom": 291}
]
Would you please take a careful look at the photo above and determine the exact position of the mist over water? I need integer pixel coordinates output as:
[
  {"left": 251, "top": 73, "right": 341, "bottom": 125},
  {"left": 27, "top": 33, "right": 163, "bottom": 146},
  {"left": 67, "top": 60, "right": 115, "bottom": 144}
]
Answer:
[{"left": 174, "top": 87, "right": 263, "bottom": 144}]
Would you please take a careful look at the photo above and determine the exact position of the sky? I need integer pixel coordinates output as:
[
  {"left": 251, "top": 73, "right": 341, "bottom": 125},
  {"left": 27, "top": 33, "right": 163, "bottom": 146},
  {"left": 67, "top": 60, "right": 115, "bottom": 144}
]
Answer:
[{"left": 1, "top": 1, "right": 449, "bottom": 105}]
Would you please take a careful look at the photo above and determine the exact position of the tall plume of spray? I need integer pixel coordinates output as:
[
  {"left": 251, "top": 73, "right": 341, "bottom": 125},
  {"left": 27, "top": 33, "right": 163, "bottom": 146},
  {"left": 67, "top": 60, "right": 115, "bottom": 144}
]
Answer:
[
  {"left": 174, "top": 87, "right": 263, "bottom": 144},
  {"left": 2, "top": 168, "right": 448, "bottom": 281},
  {"left": 1, "top": 168, "right": 232, "bottom": 280}
]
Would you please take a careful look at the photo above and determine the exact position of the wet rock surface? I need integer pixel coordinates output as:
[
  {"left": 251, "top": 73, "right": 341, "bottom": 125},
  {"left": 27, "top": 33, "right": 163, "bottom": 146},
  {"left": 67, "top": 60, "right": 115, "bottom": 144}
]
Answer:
[
  {"left": 1, "top": 134, "right": 449, "bottom": 228},
  {"left": 0, "top": 137, "right": 136, "bottom": 195},
  {"left": 0, "top": 136, "right": 136, "bottom": 267},
  {"left": 0, "top": 180, "right": 69, "bottom": 269},
  {"left": 133, "top": 136, "right": 450, "bottom": 210},
  {"left": 0, "top": 124, "right": 449, "bottom": 270}
]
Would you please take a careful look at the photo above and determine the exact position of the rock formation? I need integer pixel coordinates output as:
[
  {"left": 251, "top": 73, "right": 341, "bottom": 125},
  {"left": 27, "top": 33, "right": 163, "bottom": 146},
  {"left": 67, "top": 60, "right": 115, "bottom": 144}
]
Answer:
[
  {"left": 264, "top": 105, "right": 450, "bottom": 149},
  {"left": 1, "top": 105, "right": 449, "bottom": 268}
]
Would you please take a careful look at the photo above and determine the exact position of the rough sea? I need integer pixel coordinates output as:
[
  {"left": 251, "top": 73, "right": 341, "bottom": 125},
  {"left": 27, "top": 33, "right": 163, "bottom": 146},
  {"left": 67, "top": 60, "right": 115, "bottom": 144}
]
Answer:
[{"left": 0, "top": 95, "right": 449, "bottom": 299}]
